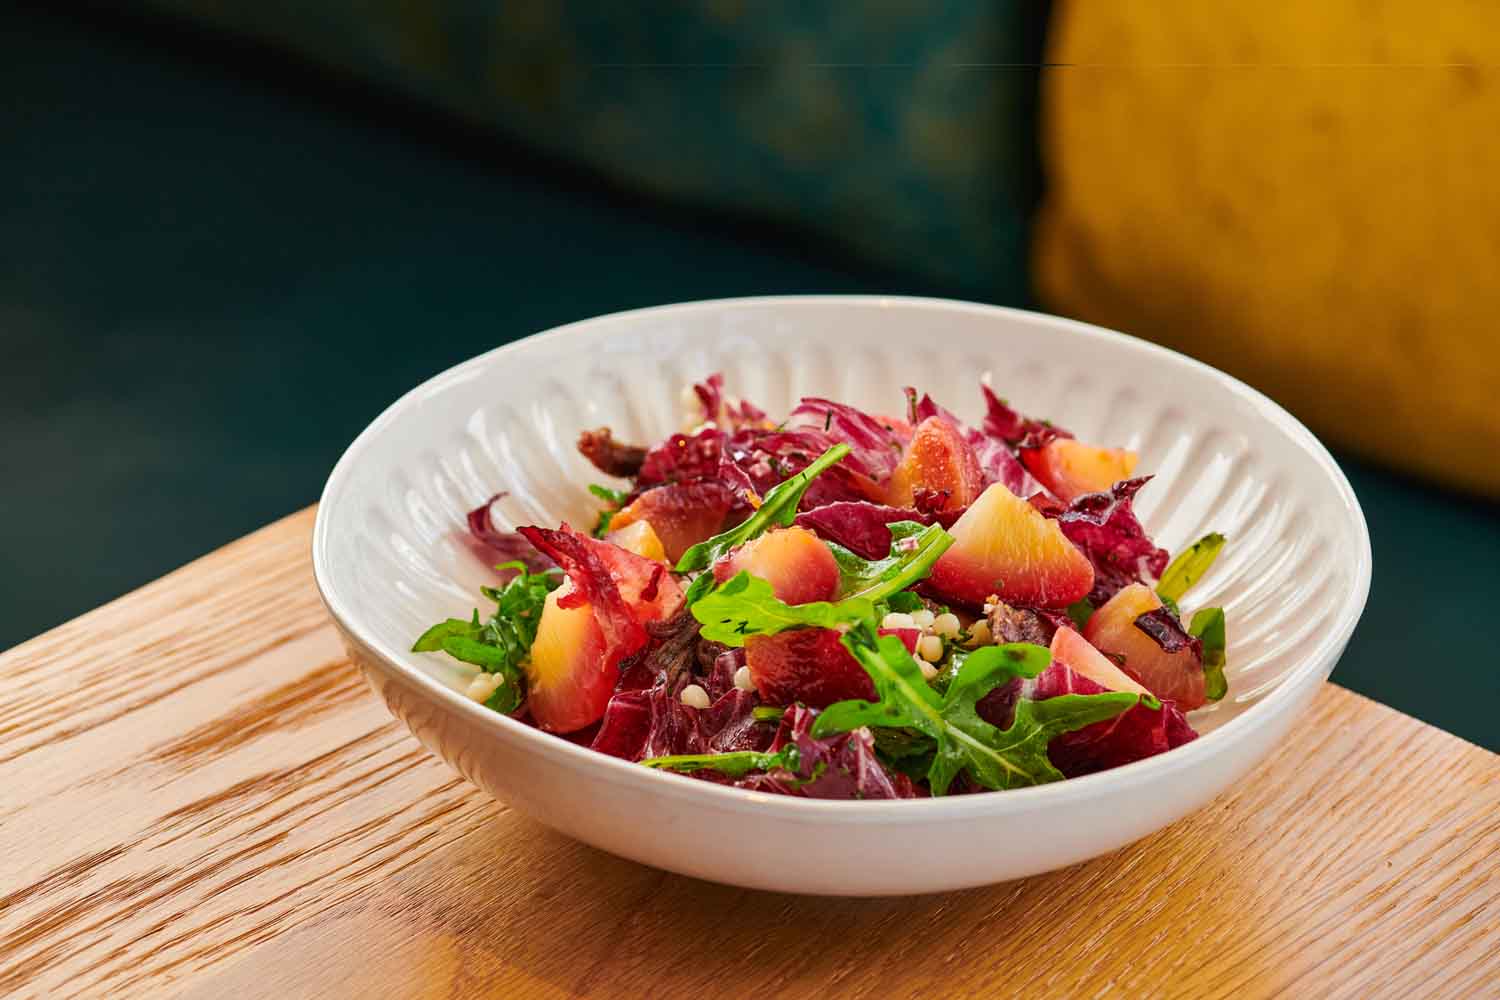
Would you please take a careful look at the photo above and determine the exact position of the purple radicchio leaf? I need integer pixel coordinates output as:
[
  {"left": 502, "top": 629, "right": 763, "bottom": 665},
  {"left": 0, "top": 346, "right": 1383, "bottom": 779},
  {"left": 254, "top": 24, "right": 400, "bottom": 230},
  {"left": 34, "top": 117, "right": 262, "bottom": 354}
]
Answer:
[
  {"left": 1133, "top": 608, "right": 1205, "bottom": 658},
  {"left": 733, "top": 705, "right": 922, "bottom": 800},
  {"left": 793, "top": 501, "right": 935, "bottom": 559},
  {"left": 1026, "top": 659, "right": 1197, "bottom": 777},
  {"left": 465, "top": 493, "right": 554, "bottom": 574},
  {"left": 786, "top": 397, "right": 906, "bottom": 481},
  {"left": 1043, "top": 477, "right": 1170, "bottom": 605}
]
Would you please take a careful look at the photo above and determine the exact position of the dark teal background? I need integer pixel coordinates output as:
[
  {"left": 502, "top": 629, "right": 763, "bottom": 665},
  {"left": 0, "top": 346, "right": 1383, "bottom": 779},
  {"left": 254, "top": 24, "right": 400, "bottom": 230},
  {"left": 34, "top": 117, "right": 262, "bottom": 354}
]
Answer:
[{"left": 4, "top": 7, "right": 1495, "bottom": 749}]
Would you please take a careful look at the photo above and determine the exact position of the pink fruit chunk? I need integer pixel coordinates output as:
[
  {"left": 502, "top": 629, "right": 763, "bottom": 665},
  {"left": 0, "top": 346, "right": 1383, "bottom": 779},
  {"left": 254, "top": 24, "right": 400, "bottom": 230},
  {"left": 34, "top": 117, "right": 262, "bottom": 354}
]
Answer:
[
  {"left": 927, "top": 483, "right": 1095, "bottom": 608},
  {"left": 606, "top": 519, "right": 667, "bottom": 563},
  {"left": 745, "top": 628, "right": 876, "bottom": 708},
  {"left": 1084, "top": 583, "right": 1206, "bottom": 709},
  {"left": 609, "top": 481, "right": 738, "bottom": 562},
  {"left": 885, "top": 416, "right": 984, "bottom": 512},
  {"left": 521, "top": 532, "right": 683, "bottom": 733},
  {"left": 1049, "top": 626, "right": 1151, "bottom": 696},
  {"left": 713, "top": 526, "right": 840, "bottom": 605},
  {"left": 745, "top": 626, "right": 919, "bottom": 710},
  {"left": 527, "top": 583, "right": 616, "bottom": 733},
  {"left": 1022, "top": 438, "right": 1138, "bottom": 502}
]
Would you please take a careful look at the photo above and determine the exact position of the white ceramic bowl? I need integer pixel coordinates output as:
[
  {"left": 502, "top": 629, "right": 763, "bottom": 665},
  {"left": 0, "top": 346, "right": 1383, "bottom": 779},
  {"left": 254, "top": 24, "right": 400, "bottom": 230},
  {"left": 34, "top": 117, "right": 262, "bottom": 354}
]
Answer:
[{"left": 313, "top": 296, "right": 1371, "bottom": 896}]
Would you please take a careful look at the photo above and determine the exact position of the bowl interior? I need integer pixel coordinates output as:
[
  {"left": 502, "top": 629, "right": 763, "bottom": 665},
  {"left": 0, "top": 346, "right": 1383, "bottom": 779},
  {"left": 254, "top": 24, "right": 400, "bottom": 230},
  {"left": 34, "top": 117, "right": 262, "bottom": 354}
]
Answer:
[{"left": 317, "top": 297, "right": 1369, "bottom": 741}]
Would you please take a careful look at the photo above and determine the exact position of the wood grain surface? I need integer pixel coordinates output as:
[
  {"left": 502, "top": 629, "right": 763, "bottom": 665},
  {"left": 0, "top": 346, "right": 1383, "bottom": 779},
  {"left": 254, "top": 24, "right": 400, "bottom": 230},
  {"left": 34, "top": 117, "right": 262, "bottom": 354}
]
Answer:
[{"left": 1, "top": 509, "right": 1496, "bottom": 999}]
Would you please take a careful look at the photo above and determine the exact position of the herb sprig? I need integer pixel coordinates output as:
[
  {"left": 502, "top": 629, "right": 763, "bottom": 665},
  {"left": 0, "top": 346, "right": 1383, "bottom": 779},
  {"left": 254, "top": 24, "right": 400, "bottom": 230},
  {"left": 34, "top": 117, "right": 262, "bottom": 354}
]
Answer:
[
  {"left": 675, "top": 445, "right": 850, "bottom": 595},
  {"left": 812, "top": 623, "right": 1139, "bottom": 794},
  {"left": 411, "top": 561, "right": 561, "bottom": 713}
]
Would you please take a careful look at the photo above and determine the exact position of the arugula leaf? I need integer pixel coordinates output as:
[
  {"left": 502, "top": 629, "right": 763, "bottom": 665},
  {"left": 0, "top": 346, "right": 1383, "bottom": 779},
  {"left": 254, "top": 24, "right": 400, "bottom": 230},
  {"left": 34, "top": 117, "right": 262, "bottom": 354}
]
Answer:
[
  {"left": 690, "top": 571, "right": 875, "bottom": 646},
  {"left": 675, "top": 444, "right": 850, "bottom": 584},
  {"left": 813, "top": 623, "right": 1138, "bottom": 795},
  {"left": 687, "top": 522, "right": 952, "bottom": 645},
  {"left": 1188, "top": 606, "right": 1228, "bottom": 701},
  {"left": 412, "top": 562, "right": 562, "bottom": 714},
  {"left": 1065, "top": 598, "right": 1094, "bottom": 631},
  {"left": 588, "top": 483, "right": 629, "bottom": 505},
  {"left": 588, "top": 484, "right": 628, "bottom": 537},
  {"left": 752, "top": 705, "right": 788, "bottom": 722},
  {"left": 641, "top": 744, "right": 802, "bottom": 779},
  {"left": 826, "top": 521, "right": 955, "bottom": 602},
  {"left": 412, "top": 616, "right": 485, "bottom": 652},
  {"left": 1157, "top": 532, "right": 1226, "bottom": 603},
  {"left": 872, "top": 727, "right": 937, "bottom": 781},
  {"left": 885, "top": 591, "right": 924, "bottom": 614}
]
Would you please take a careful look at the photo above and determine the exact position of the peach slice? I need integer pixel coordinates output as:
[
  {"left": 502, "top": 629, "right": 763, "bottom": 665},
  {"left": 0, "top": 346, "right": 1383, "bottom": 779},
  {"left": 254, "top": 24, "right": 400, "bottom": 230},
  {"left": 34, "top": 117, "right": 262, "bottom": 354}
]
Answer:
[
  {"left": 927, "top": 483, "right": 1095, "bottom": 608},
  {"left": 606, "top": 519, "right": 667, "bottom": 564},
  {"left": 886, "top": 416, "right": 984, "bottom": 512},
  {"left": 523, "top": 533, "right": 682, "bottom": 733},
  {"left": 1049, "top": 626, "right": 1151, "bottom": 696},
  {"left": 1023, "top": 438, "right": 1138, "bottom": 502},
  {"left": 609, "top": 481, "right": 737, "bottom": 563},
  {"left": 1084, "top": 583, "right": 1206, "bottom": 709},
  {"left": 713, "top": 526, "right": 839, "bottom": 605},
  {"left": 526, "top": 583, "right": 615, "bottom": 733}
]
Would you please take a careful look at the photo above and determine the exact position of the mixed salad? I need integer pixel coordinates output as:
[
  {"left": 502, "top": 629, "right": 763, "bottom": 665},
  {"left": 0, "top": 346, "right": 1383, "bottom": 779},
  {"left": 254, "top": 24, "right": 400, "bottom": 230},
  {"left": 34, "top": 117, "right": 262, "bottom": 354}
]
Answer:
[{"left": 415, "top": 376, "right": 1229, "bottom": 799}]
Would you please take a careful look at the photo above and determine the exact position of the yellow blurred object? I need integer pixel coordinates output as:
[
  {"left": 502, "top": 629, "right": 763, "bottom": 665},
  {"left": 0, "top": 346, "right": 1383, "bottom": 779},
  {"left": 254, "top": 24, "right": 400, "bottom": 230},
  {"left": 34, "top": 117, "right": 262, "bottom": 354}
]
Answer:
[{"left": 1034, "top": 2, "right": 1500, "bottom": 496}]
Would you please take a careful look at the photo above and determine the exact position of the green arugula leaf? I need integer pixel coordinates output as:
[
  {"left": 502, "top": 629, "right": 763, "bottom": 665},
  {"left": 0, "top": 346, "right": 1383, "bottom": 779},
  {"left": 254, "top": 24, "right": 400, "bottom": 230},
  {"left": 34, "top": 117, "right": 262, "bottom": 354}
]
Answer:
[
  {"left": 813, "top": 623, "right": 1139, "bottom": 795},
  {"left": 752, "top": 705, "right": 788, "bottom": 722},
  {"left": 641, "top": 744, "right": 802, "bottom": 779},
  {"left": 588, "top": 484, "right": 628, "bottom": 538},
  {"left": 687, "top": 522, "right": 953, "bottom": 646},
  {"left": 675, "top": 444, "right": 851, "bottom": 586},
  {"left": 826, "top": 522, "right": 955, "bottom": 602},
  {"left": 412, "top": 562, "right": 562, "bottom": 714},
  {"left": 885, "top": 591, "right": 925, "bottom": 614},
  {"left": 1188, "top": 606, "right": 1228, "bottom": 701},
  {"left": 412, "top": 615, "right": 484, "bottom": 652},
  {"left": 1158, "top": 532, "right": 1226, "bottom": 603},
  {"left": 690, "top": 571, "right": 875, "bottom": 646},
  {"left": 1065, "top": 598, "right": 1095, "bottom": 631},
  {"left": 588, "top": 483, "right": 629, "bottom": 505}
]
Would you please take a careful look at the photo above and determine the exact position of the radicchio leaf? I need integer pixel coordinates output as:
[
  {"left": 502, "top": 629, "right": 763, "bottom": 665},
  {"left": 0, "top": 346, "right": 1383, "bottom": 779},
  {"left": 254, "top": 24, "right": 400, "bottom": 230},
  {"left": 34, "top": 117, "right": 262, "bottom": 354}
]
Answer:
[
  {"left": 516, "top": 524, "right": 646, "bottom": 659},
  {"left": 1134, "top": 607, "right": 1205, "bottom": 658},
  {"left": 794, "top": 502, "right": 935, "bottom": 559},
  {"left": 730, "top": 428, "right": 882, "bottom": 508},
  {"left": 591, "top": 674, "right": 774, "bottom": 762},
  {"left": 787, "top": 397, "right": 906, "bottom": 481},
  {"left": 1045, "top": 477, "right": 1170, "bottom": 605},
  {"left": 692, "top": 373, "right": 768, "bottom": 431},
  {"left": 734, "top": 705, "right": 922, "bottom": 799},
  {"left": 980, "top": 384, "right": 1072, "bottom": 449},
  {"left": 1027, "top": 659, "right": 1197, "bottom": 776},
  {"left": 466, "top": 493, "right": 554, "bottom": 573},
  {"left": 637, "top": 428, "right": 730, "bottom": 487}
]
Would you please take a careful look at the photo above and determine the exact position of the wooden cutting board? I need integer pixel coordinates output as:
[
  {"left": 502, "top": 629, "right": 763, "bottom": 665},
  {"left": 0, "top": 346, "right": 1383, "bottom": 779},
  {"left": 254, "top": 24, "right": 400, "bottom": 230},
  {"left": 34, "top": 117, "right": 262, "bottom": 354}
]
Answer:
[{"left": 1, "top": 509, "right": 1496, "bottom": 998}]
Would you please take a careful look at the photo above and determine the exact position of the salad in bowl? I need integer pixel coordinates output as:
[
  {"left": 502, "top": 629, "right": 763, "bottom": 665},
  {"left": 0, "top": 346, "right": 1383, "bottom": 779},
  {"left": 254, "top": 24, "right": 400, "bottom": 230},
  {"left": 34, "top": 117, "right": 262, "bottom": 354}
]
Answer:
[{"left": 413, "top": 375, "right": 1230, "bottom": 800}]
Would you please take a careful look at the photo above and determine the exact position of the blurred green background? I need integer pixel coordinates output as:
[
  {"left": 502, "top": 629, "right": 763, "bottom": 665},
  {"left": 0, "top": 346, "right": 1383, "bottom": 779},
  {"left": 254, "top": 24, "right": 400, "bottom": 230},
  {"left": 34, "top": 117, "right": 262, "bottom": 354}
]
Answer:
[{"left": 4, "top": 5, "right": 1495, "bottom": 749}]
